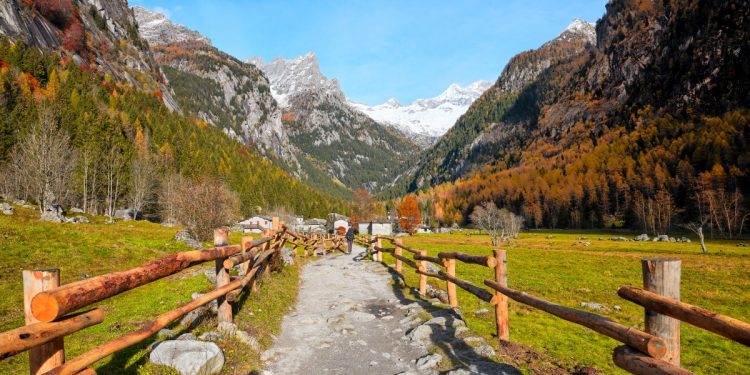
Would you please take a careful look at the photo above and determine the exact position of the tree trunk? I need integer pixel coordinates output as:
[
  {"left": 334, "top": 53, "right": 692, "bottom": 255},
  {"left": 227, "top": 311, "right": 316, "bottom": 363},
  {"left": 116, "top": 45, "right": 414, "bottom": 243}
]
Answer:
[{"left": 697, "top": 227, "right": 707, "bottom": 254}]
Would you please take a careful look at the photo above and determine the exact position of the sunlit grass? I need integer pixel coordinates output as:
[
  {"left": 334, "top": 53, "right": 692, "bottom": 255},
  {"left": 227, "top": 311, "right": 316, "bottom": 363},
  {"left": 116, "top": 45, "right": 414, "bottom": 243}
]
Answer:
[
  {"left": 377, "top": 230, "right": 750, "bottom": 374},
  {"left": 0, "top": 204, "right": 303, "bottom": 374}
]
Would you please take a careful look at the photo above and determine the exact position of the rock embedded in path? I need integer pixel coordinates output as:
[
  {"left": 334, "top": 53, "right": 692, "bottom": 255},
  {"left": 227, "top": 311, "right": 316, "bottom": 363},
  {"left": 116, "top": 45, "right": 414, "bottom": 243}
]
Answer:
[
  {"left": 149, "top": 340, "right": 224, "bottom": 375},
  {"left": 416, "top": 353, "right": 443, "bottom": 369}
]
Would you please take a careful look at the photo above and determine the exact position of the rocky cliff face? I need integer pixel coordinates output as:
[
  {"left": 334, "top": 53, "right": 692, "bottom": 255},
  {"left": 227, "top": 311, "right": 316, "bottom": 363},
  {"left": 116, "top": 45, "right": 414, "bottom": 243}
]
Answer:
[
  {"left": 250, "top": 53, "right": 419, "bottom": 191},
  {"left": 0, "top": 0, "right": 179, "bottom": 111},
  {"left": 133, "top": 7, "right": 300, "bottom": 173}
]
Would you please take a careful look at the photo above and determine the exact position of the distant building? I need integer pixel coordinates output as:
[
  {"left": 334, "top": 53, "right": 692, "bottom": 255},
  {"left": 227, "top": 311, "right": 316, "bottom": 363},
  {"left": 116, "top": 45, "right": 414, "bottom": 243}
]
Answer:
[
  {"left": 359, "top": 219, "right": 393, "bottom": 236},
  {"left": 327, "top": 213, "right": 348, "bottom": 233},
  {"left": 240, "top": 216, "right": 272, "bottom": 231},
  {"left": 333, "top": 219, "right": 349, "bottom": 233}
]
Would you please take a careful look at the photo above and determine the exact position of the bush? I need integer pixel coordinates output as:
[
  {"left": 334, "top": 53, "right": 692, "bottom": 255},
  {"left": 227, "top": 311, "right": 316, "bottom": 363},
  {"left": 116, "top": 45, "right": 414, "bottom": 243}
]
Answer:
[
  {"left": 61, "top": 20, "right": 85, "bottom": 54},
  {"left": 168, "top": 176, "right": 240, "bottom": 241}
]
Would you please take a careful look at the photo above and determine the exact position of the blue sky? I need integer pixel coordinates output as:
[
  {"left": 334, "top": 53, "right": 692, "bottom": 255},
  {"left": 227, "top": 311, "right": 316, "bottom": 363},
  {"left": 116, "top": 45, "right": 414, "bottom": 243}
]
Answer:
[{"left": 130, "top": 0, "right": 608, "bottom": 105}]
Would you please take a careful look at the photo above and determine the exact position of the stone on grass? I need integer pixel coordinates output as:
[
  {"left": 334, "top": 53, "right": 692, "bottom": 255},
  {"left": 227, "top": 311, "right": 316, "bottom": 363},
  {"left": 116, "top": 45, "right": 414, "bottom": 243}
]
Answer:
[
  {"left": 416, "top": 353, "right": 443, "bottom": 370},
  {"left": 198, "top": 331, "right": 223, "bottom": 342},
  {"left": 0, "top": 203, "right": 13, "bottom": 215},
  {"left": 177, "top": 333, "right": 196, "bottom": 341},
  {"left": 281, "top": 247, "right": 295, "bottom": 265},
  {"left": 634, "top": 234, "right": 650, "bottom": 241},
  {"left": 175, "top": 229, "right": 203, "bottom": 249},
  {"left": 180, "top": 306, "right": 209, "bottom": 327},
  {"left": 41, "top": 204, "right": 66, "bottom": 222},
  {"left": 473, "top": 345, "right": 496, "bottom": 358},
  {"left": 157, "top": 328, "right": 175, "bottom": 339},
  {"left": 218, "top": 322, "right": 260, "bottom": 351},
  {"left": 66, "top": 215, "right": 89, "bottom": 224},
  {"left": 149, "top": 340, "right": 224, "bottom": 375},
  {"left": 580, "top": 302, "right": 609, "bottom": 311}
]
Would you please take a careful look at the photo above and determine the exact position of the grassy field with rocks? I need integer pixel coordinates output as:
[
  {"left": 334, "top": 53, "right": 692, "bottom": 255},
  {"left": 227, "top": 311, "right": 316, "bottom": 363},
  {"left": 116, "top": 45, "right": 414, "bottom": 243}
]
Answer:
[
  {"left": 374, "top": 230, "right": 750, "bottom": 374},
  {"left": 0, "top": 204, "right": 302, "bottom": 374}
]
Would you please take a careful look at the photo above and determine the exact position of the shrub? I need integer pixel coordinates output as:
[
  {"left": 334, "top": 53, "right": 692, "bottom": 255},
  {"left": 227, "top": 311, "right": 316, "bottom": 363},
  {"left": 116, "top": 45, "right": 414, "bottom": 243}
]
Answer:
[
  {"left": 168, "top": 176, "right": 240, "bottom": 241},
  {"left": 61, "top": 20, "right": 85, "bottom": 54}
]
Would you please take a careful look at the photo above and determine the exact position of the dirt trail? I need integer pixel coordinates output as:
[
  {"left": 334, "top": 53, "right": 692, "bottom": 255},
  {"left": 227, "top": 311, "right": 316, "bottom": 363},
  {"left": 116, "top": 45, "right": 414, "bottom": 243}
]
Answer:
[{"left": 261, "top": 244, "right": 520, "bottom": 375}]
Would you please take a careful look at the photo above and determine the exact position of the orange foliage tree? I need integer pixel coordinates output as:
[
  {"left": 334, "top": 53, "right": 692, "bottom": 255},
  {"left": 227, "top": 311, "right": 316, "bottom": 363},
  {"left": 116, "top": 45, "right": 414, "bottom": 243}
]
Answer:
[{"left": 398, "top": 194, "right": 421, "bottom": 234}]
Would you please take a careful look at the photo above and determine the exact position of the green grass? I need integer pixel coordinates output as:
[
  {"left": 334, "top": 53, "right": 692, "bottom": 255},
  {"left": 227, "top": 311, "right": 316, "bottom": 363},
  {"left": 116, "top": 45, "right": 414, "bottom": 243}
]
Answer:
[
  {"left": 0, "top": 204, "right": 304, "bottom": 374},
  {"left": 377, "top": 230, "right": 750, "bottom": 374}
]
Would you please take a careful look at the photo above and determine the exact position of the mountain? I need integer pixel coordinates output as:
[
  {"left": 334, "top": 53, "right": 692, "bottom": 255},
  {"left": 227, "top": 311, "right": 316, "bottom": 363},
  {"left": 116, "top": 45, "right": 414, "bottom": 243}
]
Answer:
[
  {"left": 132, "top": 6, "right": 301, "bottom": 175},
  {"left": 391, "top": 18, "right": 596, "bottom": 194},
  {"left": 0, "top": 0, "right": 348, "bottom": 219},
  {"left": 0, "top": 0, "right": 179, "bottom": 110},
  {"left": 400, "top": 0, "right": 750, "bottom": 231},
  {"left": 249, "top": 53, "right": 419, "bottom": 192},
  {"left": 349, "top": 80, "right": 492, "bottom": 145}
]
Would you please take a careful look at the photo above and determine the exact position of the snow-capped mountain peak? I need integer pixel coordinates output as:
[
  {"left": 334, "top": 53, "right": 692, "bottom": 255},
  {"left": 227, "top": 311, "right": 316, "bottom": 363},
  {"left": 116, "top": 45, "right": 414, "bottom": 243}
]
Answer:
[
  {"left": 247, "top": 52, "right": 343, "bottom": 107},
  {"left": 556, "top": 18, "right": 596, "bottom": 44},
  {"left": 349, "top": 80, "right": 492, "bottom": 140},
  {"left": 132, "top": 6, "right": 211, "bottom": 46}
]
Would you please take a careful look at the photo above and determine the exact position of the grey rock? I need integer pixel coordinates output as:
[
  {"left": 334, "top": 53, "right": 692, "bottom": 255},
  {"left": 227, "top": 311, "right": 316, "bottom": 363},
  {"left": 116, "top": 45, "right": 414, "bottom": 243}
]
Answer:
[
  {"left": 454, "top": 326, "right": 469, "bottom": 337},
  {"left": 177, "top": 333, "right": 197, "bottom": 341},
  {"left": 635, "top": 234, "right": 650, "bottom": 241},
  {"left": 175, "top": 229, "right": 203, "bottom": 249},
  {"left": 656, "top": 234, "right": 670, "bottom": 242},
  {"left": 281, "top": 247, "right": 295, "bottom": 266},
  {"left": 580, "top": 302, "right": 610, "bottom": 311},
  {"left": 149, "top": 340, "right": 224, "bottom": 375},
  {"left": 463, "top": 336, "right": 486, "bottom": 345},
  {"left": 180, "top": 306, "right": 209, "bottom": 327},
  {"left": 218, "top": 322, "right": 260, "bottom": 351},
  {"left": 192, "top": 293, "right": 218, "bottom": 313},
  {"left": 424, "top": 316, "right": 465, "bottom": 328},
  {"left": 69, "top": 207, "right": 84, "bottom": 213},
  {"left": 41, "top": 204, "right": 66, "bottom": 223},
  {"left": 203, "top": 269, "right": 217, "bottom": 285},
  {"left": 473, "top": 345, "right": 496, "bottom": 358},
  {"left": 198, "top": 331, "right": 223, "bottom": 342},
  {"left": 157, "top": 328, "right": 175, "bottom": 339},
  {"left": 610, "top": 236, "right": 628, "bottom": 242},
  {"left": 614, "top": 305, "right": 622, "bottom": 311},
  {"left": 669, "top": 237, "right": 677, "bottom": 242},
  {"left": 66, "top": 215, "right": 89, "bottom": 224},
  {"left": 346, "top": 311, "right": 376, "bottom": 322},
  {"left": 416, "top": 353, "right": 442, "bottom": 370},
  {"left": 407, "top": 324, "right": 435, "bottom": 343},
  {"left": 0, "top": 202, "right": 13, "bottom": 215},
  {"left": 678, "top": 237, "right": 691, "bottom": 243}
]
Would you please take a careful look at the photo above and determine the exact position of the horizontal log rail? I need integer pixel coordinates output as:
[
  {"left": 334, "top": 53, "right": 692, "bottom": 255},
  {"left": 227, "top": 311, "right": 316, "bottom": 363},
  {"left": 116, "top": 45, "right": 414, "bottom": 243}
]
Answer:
[
  {"left": 30, "top": 245, "right": 243, "bottom": 322},
  {"left": 438, "top": 271, "right": 497, "bottom": 304},
  {"left": 43, "top": 259, "right": 266, "bottom": 375},
  {"left": 413, "top": 253, "right": 443, "bottom": 266},
  {"left": 618, "top": 286, "right": 750, "bottom": 346},
  {"left": 484, "top": 280, "right": 666, "bottom": 358},
  {"left": 612, "top": 346, "right": 694, "bottom": 375},
  {"left": 0, "top": 309, "right": 103, "bottom": 360},
  {"left": 437, "top": 251, "right": 496, "bottom": 268},
  {"left": 383, "top": 238, "right": 422, "bottom": 255},
  {"left": 416, "top": 269, "right": 446, "bottom": 281},
  {"left": 223, "top": 235, "right": 277, "bottom": 269}
]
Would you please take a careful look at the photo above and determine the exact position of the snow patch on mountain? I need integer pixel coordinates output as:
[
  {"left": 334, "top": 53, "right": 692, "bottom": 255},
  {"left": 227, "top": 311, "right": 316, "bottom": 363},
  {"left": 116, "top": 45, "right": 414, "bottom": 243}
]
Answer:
[
  {"left": 348, "top": 80, "right": 492, "bottom": 139},
  {"left": 554, "top": 18, "right": 596, "bottom": 44}
]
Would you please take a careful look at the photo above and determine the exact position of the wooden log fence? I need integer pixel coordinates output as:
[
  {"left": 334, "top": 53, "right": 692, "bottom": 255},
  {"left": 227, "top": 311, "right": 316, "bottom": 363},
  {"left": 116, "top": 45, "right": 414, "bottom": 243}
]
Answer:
[
  {"left": 1, "top": 227, "right": 342, "bottom": 374},
  {"left": 367, "top": 236, "right": 750, "bottom": 375}
]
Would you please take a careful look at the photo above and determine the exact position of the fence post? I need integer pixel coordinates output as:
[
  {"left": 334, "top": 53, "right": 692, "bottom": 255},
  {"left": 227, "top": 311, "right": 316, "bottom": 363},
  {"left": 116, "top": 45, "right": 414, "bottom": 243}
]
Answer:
[
  {"left": 23, "top": 269, "right": 64, "bottom": 375},
  {"left": 376, "top": 237, "right": 383, "bottom": 262},
  {"left": 445, "top": 258, "right": 458, "bottom": 307},
  {"left": 369, "top": 235, "right": 375, "bottom": 260},
  {"left": 241, "top": 236, "right": 259, "bottom": 292},
  {"left": 214, "top": 228, "right": 232, "bottom": 324},
  {"left": 418, "top": 250, "right": 427, "bottom": 297},
  {"left": 394, "top": 238, "right": 403, "bottom": 273},
  {"left": 494, "top": 249, "right": 509, "bottom": 341},
  {"left": 642, "top": 258, "right": 681, "bottom": 365},
  {"left": 272, "top": 216, "right": 280, "bottom": 231}
]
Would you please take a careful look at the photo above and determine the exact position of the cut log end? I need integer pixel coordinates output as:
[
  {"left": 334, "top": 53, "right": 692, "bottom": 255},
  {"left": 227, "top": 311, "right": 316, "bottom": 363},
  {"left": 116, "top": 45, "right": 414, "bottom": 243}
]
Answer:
[
  {"left": 647, "top": 337, "right": 667, "bottom": 359},
  {"left": 486, "top": 257, "right": 497, "bottom": 268},
  {"left": 31, "top": 293, "right": 59, "bottom": 322}
]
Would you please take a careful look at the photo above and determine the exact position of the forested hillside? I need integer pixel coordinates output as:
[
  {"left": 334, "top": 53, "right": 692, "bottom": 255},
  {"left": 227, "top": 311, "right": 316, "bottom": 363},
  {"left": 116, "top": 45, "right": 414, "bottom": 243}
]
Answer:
[
  {"left": 402, "top": 0, "right": 750, "bottom": 235},
  {"left": 0, "top": 39, "right": 347, "bottom": 220}
]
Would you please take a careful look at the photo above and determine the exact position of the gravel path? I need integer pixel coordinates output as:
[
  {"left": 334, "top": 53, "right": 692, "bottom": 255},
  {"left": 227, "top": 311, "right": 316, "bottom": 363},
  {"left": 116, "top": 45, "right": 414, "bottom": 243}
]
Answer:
[
  {"left": 261, "top": 244, "right": 520, "bottom": 375},
  {"left": 261, "top": 244, "right": 427, "bottom": 374}
]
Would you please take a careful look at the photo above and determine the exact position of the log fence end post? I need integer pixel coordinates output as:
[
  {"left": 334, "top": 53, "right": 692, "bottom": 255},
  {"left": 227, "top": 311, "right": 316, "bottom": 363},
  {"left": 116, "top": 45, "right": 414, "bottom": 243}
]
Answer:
[
  {"left": 418, "top": 250, "right": 427, "bottom": 297},
  {"left": 23, "top": 269, "right": 65, "bottom": 375},
  {"left": 642, "top": 258, "right": 681, "bottom": 366},
  {"left": 493, "top": 249, "right": 509, "bottom": 341},
  {"left": 214, "top": 228, "right": 232, "bottom": 324},
  {"left": 446, "top": 258, "right": 458, "bottom": 307}
]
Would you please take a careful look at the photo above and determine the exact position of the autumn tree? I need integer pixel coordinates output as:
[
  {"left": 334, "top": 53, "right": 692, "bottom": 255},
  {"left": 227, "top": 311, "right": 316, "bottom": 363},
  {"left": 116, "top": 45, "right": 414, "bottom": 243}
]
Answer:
[
  {"left": 398, "top": 194, "right": 421, "bottom": 234},
  {"left": 352, "top": 187, "right": 375, "bottom": 220}
]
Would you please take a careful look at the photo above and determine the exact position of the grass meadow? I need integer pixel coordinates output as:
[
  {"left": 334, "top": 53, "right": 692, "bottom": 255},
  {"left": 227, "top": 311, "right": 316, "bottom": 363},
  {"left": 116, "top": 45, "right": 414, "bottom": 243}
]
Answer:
[
  {"left": 0, "top": 205, "right": 301, "bottom": 374},
  {"left": 375, "top": 230, "right": 750, "bottom": 374}
]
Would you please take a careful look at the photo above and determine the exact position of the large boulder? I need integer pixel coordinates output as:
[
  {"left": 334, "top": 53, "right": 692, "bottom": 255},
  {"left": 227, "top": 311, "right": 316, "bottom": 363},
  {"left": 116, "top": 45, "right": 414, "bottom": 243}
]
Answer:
[
  {"left": 175, "top": 229, "right": 203, "bottom": 249},
  {"left": 40, "top": 204, "right": 66, "bottom": 222},
  {"left": 149, "top": 340, "right": 224, "bottom": 375}
]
